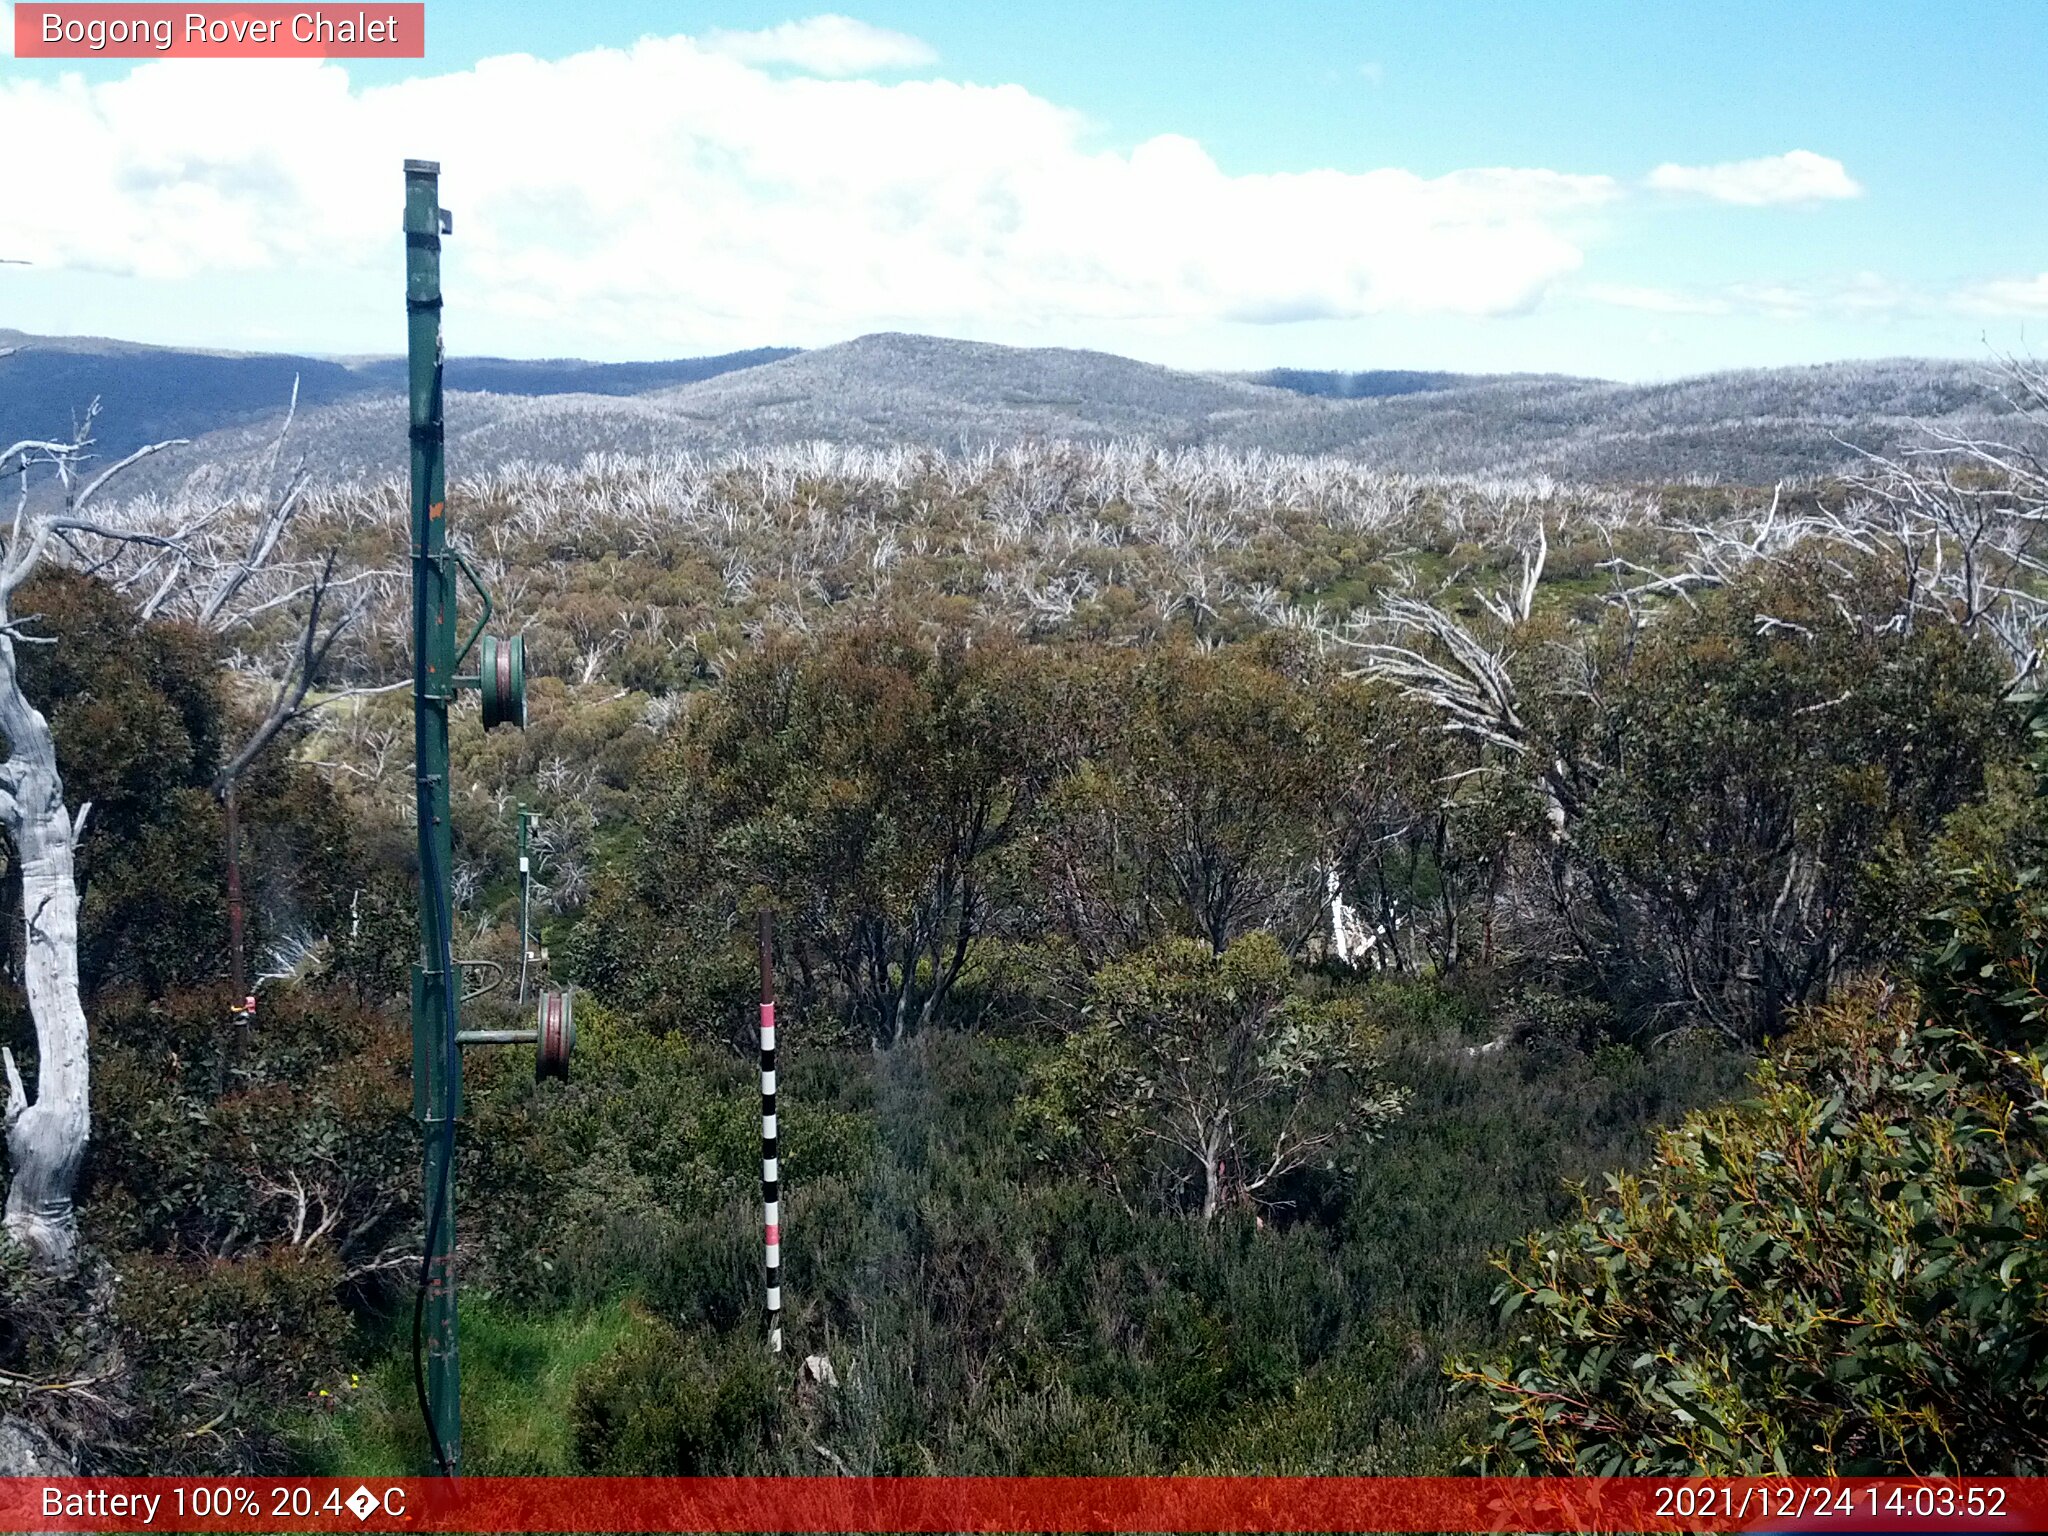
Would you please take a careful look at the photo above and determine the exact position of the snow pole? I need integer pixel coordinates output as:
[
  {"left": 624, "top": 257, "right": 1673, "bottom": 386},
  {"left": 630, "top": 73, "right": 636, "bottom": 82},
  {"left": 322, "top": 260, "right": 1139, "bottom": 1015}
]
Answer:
[
  {"left": 760, "top": 909, "right": 782, "bottom": 1353},
  {"left": 515, "top": 804, "right": 538, "bottom": 1003}
]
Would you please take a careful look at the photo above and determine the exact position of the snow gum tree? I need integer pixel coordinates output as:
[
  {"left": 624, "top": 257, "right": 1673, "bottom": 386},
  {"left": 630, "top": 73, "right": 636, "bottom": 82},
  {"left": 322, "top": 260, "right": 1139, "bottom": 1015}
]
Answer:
[
  {"left": 0, "top": 390, "right": 344, "bottom": 1269},
  {"left": 1022, "top": 931, "right": 1409, "bottom": 1221},
  {"left": 0, "top": 411, "right": 185, "bottom": 1268}
]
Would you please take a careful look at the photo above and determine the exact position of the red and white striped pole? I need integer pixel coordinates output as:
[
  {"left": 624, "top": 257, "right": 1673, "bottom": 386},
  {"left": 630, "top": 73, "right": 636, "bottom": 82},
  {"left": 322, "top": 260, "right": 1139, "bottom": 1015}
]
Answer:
[{"left": 759, "top": 910, "right": 782, "bottom": 1354}]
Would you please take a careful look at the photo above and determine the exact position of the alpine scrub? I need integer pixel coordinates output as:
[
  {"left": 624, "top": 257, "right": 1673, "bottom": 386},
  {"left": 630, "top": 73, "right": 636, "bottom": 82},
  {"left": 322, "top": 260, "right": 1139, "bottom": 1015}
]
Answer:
[{"left": 1453, "top": 723, "right": 2048, "bottom": 1474}]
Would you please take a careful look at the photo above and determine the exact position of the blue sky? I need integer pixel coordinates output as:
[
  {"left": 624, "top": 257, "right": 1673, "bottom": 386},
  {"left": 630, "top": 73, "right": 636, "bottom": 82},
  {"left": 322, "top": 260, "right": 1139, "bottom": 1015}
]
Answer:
[{"left": 3, "top": 1, "right": 2043, "bottom": 377}]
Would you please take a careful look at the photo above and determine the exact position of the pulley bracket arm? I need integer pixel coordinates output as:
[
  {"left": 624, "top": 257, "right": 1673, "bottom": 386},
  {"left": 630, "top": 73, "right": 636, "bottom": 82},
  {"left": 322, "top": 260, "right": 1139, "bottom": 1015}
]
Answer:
[{"left": 448, "top": 548, "right": 495, "bottom": 675}]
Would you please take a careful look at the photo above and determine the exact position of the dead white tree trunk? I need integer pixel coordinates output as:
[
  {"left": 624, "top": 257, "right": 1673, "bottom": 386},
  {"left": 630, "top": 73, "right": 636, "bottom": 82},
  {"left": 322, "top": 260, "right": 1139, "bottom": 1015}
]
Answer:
[
  {"left": 0, "top": 388, "right": 395, "bottom": 1264},
  {"left": 0, "top": 675, "right": 90, "bottom": 1277},
  {"left": 1325, "top": 863, "right": 1354, "bottom": 967},
  {"left": 0, "top": 405, "right": 183, "bottom": 1269},
  {"left": 0, "top": 660, "right": 89, "bottom": 1270}
]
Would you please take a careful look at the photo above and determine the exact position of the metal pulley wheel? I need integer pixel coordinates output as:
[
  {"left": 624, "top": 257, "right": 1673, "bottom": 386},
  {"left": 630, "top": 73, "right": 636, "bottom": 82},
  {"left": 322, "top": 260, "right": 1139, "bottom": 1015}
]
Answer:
[
  {"left": 479, "top": 633, "right": 526, "bottom": 730},
  {"left": 536, "top": 988, "right": 574, "bottom": 1080}
]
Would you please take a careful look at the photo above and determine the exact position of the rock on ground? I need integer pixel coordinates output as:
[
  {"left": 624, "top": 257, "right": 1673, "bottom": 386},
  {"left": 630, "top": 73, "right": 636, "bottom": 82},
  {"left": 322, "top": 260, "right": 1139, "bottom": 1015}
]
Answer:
[{"left": 0, "top": 1416, "right": 73, "bottom": 1475}]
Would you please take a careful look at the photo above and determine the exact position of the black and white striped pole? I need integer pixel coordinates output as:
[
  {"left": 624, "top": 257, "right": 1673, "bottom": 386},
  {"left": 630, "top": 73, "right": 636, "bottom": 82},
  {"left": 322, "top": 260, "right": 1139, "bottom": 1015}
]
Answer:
[
  {"left": 759, "top": 910, "right": 782, "bottom": 1354},
  {"left": 515, "top": 804, "right": 537, "bottom": 1004}
]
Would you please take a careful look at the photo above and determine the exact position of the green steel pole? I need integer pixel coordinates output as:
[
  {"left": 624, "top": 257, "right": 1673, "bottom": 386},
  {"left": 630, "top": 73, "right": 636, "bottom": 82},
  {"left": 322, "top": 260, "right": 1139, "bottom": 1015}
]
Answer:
[{"left": 405, "top": 157, "right": 462, "bottom": 1474}]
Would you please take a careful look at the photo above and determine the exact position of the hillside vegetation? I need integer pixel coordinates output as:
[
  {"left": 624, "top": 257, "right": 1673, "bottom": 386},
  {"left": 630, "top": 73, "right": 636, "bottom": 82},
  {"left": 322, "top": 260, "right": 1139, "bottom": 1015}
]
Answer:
[
  {"left": 5, "top": 329, "right": 2021, "bottom": 493},
  {"left": 0, "top": 330, "right": 792, "bottom": 465},
  {"left": 0, "top": 360, "right": 2044, "bottom": 1476}
]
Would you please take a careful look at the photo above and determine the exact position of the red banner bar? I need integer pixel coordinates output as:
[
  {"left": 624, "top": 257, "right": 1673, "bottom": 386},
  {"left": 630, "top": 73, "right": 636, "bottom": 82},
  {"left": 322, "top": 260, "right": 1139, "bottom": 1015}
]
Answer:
[
  {"left": 13, "top": 4, "right": 425, "bottom": 58},
  {"left": 0, "top": 1477, "right": 2041, "bottom": 1532}
]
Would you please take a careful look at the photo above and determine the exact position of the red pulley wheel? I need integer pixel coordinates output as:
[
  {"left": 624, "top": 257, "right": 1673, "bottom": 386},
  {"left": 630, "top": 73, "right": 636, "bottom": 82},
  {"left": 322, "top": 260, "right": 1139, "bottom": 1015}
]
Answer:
[{"left": 536, "top": 988, "right": 574, "bottom": 1080}]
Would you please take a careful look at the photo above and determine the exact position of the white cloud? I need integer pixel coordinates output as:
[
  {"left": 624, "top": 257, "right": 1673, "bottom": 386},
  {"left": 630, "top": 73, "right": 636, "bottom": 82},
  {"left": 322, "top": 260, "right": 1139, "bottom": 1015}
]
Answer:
[
  {"left": 1645, "top": 149, "right": 1862, "bottom": 206},
  {"left": 1958, "top": 272, "right": 2048, "bottom": 316},
  {"left": 1588, "top": 272, "right": 1912, "bottom": 322},
  {"left": 1584, "top": 283, "right": 1732, "bottom": 316},
  {"left": 0, "top": 30, "right": 1620, "bottom": 349},
  {"left": 700, "top": 14, "right": 938, "bottom": 76},
  {"left": 1735, "top": 273, "right": 1907, "bottom": 318}
]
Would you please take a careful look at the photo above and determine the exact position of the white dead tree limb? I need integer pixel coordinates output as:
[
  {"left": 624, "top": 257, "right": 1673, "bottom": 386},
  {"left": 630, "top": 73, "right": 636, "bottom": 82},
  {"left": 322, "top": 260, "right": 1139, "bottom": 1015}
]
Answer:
[
  {"left": 0, "top": 406, "right": 185, "bottom": 1270},
  {"left": 1828, "top": 366, "right": 2048, "bottom": 682},
  {"left": 0, "top": 386, "right": 386, "bottom": 1264},
  {"left": 1319, "top": 530, "right": 1577, "bottom": 846},
  {"left": 1594, "top": 362, "right": 2048, "bottom": 683},
  {"left": 118, "top": 384, "right": 401, "bottom": 765},
  {"left": 1347, "top": 596, "right": 1532, "bottom": 756},
  {"left": 1475, "top": 521, "right": 1546, "bottom": 627},
  {"left": 99, "top": 391, "right": 401, "bottom": 993},
  {"left": 208, "top": 551, "right": 399, "bottom": 796},
  {"left": 123, "top": 379, "right": 310, "bottom": 626}
]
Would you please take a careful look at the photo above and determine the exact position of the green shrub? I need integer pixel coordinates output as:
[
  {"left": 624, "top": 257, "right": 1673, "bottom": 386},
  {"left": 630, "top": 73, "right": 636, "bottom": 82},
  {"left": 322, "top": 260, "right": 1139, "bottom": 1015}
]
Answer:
[
  {"left": 1453, "top": 749, "right": 2048, "bottom": 1471},
  {"left": 85, "top": 985, "right": 415, "bottom": 1274},
  {"left": 1021, "top": 933, "right": 1406, "bottom": 1220},
  {"left": 1532, "top": 554, "right": 2010, "bottom": 1044},
  {"left": 114, "top": 1248, "right": 351, "bottom": 1472},
  {"left": 463, "top": 1012, "right": 874, "bottom": 1311},
  {"left": 570, "top": 1318, "right": 780, "bottom": 1473}
]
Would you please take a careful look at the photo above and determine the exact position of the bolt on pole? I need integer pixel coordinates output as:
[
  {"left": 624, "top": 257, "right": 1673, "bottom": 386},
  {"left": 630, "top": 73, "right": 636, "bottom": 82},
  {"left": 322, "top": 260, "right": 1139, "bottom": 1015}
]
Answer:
[{"left": 405, "top": 155, "right": 462, "bottom": 1476}]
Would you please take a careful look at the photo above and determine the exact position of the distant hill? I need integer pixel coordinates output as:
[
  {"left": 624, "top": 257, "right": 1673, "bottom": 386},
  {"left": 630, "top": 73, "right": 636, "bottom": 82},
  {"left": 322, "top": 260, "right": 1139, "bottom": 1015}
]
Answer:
[
  {"left": 0, "top": 330, "right": 792, "bottom": 463},
  {"left": 1242, "top": 360, "right": 2008, "bottom": 483},
  {"left": 1238, "top": 367, "right": 1498, "bottom": 400},
  {"left": 5, "top": 328, "right": 2018, "bottom": 493},
  {"left": 93, "top": 333, "right": 1325, "bottom": 487},
  {"left": 643, "top": 333, "right": 1312, "bottom": 445},
  {"left": 346, "top": 348, "right": 797, "bottom": 399},
  {"left": 0, "top": 331, "right": 373, "bottom": 461}
]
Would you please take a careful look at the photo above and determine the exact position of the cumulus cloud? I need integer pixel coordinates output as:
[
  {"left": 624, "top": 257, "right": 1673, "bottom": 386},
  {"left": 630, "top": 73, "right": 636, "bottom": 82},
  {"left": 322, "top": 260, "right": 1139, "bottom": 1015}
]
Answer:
[
  {"left": 0, "top": 30, "right": 1621, "bottom": 347},
  {"left": 700, "top": 14, "right": 938, "bottom": 76},
  {"left": 1645, "top": 149, "right": 1862, "bottom": 206}
]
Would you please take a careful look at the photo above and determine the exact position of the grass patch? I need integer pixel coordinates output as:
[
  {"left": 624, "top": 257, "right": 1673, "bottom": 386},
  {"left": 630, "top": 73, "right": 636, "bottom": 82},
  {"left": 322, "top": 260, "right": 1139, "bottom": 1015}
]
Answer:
[{"left": 292, "top": 1298, "right": 643, "bottom": 1475}]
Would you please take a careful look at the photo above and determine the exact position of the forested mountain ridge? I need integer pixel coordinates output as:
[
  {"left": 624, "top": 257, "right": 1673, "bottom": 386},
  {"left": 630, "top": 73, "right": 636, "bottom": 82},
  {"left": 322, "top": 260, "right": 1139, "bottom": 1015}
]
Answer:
[
  {"left": 3, "top": 327, "right": 2016, "bottom": 490},
  {"left": 0, "top": 330, "right": 793, "bottom": 464},
  {"left": 1234, "top": 367, "right": 1498, "bottom": 399}
]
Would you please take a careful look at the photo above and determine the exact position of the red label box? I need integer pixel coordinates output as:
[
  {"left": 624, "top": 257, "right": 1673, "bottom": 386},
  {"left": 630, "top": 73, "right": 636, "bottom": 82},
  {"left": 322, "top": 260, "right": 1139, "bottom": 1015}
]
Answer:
[
  {"left": 14, "top": 3, "right": 426, "bottom": 57},
  {"left": 0, "top": 1476, "right": 2044, "bottom": 1533}
]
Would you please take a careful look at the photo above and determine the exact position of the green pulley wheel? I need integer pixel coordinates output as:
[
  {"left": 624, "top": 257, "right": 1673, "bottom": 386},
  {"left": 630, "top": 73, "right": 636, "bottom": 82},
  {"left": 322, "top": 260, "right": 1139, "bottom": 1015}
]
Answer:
[
  {"left": 479, "top": 633, "right": 526, "bottom": 730},
  {"left": 536, "top": 989, "right": 574, "bottom": 1081}
]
